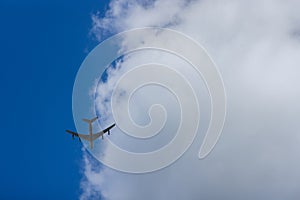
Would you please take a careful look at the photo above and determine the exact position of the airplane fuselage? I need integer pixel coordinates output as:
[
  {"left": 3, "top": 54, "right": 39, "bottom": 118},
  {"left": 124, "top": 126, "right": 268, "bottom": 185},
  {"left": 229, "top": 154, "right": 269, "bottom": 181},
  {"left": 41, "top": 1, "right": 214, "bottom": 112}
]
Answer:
[
  {"left": 89, "top": 123, "right": 93, "bottom": 149},
  {"left": 66, "top": 117, "right": 115, "bottom": 150}
]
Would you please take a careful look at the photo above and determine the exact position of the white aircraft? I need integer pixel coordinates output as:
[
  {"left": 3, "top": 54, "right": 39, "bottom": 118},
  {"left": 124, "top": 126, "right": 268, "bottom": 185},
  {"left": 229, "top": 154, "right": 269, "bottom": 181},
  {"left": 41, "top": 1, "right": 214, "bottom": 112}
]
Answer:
[{"left": 66, "top": 117, "right": 115, "bottom": 149}]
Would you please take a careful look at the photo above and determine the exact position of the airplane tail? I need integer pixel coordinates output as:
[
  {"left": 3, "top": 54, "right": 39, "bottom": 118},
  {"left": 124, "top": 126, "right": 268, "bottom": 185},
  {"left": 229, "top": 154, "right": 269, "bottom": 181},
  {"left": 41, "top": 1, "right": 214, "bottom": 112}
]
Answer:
[{"left": 82, "top": 117, "right": 98, "bottom": 124}]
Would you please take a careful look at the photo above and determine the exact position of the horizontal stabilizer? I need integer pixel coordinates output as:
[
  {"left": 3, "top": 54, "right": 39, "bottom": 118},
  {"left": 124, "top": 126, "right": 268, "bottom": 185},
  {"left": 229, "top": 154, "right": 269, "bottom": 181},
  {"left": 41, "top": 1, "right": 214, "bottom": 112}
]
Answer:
[{"left": 82, "top": 116, "right": 98, "bottom": 123}]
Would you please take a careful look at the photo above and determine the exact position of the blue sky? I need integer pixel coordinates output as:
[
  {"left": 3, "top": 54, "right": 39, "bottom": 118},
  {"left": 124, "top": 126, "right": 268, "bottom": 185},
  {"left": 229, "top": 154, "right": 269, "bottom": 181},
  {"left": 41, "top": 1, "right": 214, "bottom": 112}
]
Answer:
[{"left": 0, "top": 0, "right": 109, "bottom": 199}]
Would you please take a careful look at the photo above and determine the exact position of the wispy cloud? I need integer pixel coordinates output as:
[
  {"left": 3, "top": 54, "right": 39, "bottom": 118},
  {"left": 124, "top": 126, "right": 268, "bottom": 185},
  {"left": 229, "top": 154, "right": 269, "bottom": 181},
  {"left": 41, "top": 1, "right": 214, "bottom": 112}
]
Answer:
[{"left": 80, "top": 149, "right": 103, "bottom": 200}]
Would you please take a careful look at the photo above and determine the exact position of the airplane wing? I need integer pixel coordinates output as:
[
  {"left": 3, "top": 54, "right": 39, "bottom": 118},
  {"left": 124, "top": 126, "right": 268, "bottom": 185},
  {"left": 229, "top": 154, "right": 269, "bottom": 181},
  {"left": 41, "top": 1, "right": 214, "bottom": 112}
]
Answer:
[
  {"left": 102, "top": 124, "right": 116, "bottom": 133},
  {"left": 91, "top": 124, "right": 116, "bottom": 141},
  {"left": 91, "top": 131, "right": 105, "bottom": 140},
  {"left": 66, "top": 130, "right": 90, "bottom": 141}
]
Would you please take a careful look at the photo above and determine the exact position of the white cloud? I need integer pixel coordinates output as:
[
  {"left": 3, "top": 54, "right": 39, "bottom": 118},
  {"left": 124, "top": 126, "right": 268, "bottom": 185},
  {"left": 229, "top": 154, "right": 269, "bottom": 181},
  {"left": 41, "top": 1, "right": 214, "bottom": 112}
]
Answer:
[
  {"left": 81, "top": 0, "right": 300, "bottom": 199},
  {"left": 80, "top": 150, "right": 103, "bottom": 200}
]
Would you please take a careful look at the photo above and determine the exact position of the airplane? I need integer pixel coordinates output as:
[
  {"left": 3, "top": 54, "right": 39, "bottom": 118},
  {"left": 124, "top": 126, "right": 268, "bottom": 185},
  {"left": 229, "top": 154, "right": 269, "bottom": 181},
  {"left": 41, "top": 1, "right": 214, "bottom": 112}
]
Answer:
[{"left": 66, "top": 117, "right": 115, "bottom": 149}]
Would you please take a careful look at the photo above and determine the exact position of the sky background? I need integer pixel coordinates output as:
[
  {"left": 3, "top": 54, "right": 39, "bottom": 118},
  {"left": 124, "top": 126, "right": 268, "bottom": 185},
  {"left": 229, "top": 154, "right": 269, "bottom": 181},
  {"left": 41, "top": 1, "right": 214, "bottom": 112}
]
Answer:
[
  {"left": 0, "top": 0, "right": 110, "bottom": 199},
  {"left": 1, "top": 0, "right": 300, "bottom": 200}
]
